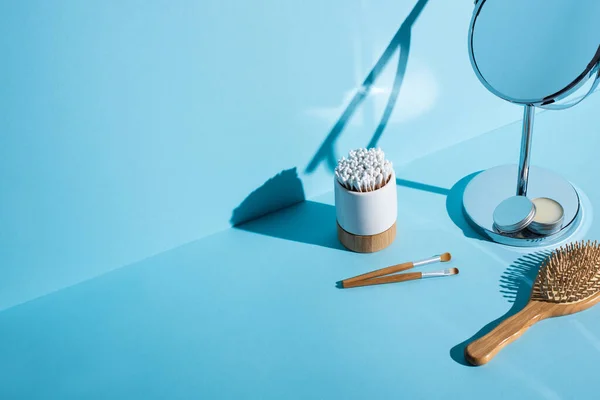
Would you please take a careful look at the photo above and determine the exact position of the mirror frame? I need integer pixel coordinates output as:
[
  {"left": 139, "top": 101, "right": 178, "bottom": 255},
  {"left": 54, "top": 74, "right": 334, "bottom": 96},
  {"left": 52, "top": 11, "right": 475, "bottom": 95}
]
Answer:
[{"left": 468, "top": 0, "right": 600, "bottom": 107}]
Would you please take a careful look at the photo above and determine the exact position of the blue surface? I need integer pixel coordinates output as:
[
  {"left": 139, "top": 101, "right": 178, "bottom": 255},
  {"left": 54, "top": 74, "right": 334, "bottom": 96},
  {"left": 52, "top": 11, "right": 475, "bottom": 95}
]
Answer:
[
  {"left": 2, "top": 93, "right": 600, "bottom": 398},
  {"left": 0, "top": 0, "right": 523, "bottom": 310},
  {"left": 2, "top": 1, "right": 600, "bottom": 397}
]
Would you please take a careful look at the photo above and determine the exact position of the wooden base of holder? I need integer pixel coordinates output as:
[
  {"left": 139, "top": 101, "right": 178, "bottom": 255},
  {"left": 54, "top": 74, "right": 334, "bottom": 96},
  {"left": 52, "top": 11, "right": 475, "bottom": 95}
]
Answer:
[{"left": 337, "top": 221, "right": 396, "bottom": 253}]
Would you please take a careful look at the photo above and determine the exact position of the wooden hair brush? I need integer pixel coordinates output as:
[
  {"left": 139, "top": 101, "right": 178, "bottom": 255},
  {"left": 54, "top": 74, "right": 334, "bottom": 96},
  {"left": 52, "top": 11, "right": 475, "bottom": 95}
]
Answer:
[{"left": 466, "top": 240, "right": 600, "bottom": 366}]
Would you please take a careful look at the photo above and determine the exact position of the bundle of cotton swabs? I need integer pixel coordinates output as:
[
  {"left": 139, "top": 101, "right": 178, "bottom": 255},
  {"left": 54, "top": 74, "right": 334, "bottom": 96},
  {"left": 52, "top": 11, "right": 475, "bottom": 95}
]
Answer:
[{"left": 335, "top": 148, "right": 393, "bottom": 192}]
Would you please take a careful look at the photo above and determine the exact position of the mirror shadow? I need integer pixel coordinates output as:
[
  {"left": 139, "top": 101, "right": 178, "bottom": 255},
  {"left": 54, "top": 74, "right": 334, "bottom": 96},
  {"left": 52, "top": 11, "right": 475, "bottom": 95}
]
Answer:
[
  {"left": 446, "top": 171, "right": 486, "bottom": 241},
  {"left": 231, "top": 168, "right": 343, "bottom": 250},
  {"left": 449, "top": 251, "right": 550, "bottom": 366},
  {"left": 305, "top": 0, "right": 430, "bottom": 174}
]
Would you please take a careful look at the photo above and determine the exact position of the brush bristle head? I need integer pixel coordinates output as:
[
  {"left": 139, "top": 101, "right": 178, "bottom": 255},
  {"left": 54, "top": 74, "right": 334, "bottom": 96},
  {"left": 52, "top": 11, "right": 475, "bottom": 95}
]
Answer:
[
  {"left": 533, "top": 240, "right": 600, "bottom": 303},
  {"left": 440, "top": 252, "right": 452, "bottom": 262},
  {"left": 448, "top": 267, "right": 459, "bottom": 275}
]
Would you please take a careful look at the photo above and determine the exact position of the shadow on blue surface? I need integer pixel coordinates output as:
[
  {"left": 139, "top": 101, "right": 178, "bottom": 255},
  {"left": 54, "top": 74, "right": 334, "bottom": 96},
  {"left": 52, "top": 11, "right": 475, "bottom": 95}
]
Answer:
[
  {"left": 235, "top": 176, "right": 450, "bottom": 250},
  {"left": 305, "top": 0, "right": 430, "bottom": 173},
  {"left": 231, "top": 168, "right": 306, "bottom": 226},
  {"left": 450, "top": 251, "right": 550, "bottom": 366},
  {"left": 235, "top": 200, "right": 344, "bottom": 250},
  {"left": 231, "top": 167, "right": 342, "bottom": 249},
  {"left": 230, "top": 165, "right": 453, "bottom": 250},
  {"left": 396, "top": 178, "right": 450, "bottom": 196},
  {"left": 446, "top": 172, "right": 486, "bottom": 241}
]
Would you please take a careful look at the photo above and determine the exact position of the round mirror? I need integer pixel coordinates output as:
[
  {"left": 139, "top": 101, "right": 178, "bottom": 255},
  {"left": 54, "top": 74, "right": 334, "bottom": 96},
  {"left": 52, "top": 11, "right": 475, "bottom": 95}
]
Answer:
[
  {"left": 462, "top": 1, "right": 600, "bottom": 247},
  {"left": 469, "top": 0, "right": 600, "bottom": 106}
]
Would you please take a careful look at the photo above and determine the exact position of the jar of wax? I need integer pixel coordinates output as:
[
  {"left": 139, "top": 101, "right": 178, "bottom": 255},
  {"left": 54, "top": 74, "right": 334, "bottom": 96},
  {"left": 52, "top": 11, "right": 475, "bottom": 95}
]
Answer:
[
  {"left": 528, "top": 197, "right": 565, "bottom": 235},
  {"left": 493, "top": 196, "right": 536, "bottom": 234}
]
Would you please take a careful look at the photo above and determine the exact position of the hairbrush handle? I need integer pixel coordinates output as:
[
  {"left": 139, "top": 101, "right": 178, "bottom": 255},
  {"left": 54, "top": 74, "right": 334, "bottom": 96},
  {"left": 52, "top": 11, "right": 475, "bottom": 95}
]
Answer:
[
  {"left": 465, "top": 302, "right": 547, "bottom": 366},
  {"left": 342, "top": 272, "right": 422, "bottom": 288}
]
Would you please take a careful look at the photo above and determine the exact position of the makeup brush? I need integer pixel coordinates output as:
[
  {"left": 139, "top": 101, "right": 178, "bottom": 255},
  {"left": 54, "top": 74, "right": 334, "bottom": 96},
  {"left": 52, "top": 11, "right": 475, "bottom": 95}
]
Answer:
[
  {"left": 339, "top": 253, "right": 452, "bottom": 288},
  {"left": 466, "top": 240, "right": 600, "bottom": 366},
  {"left": 341, "top": 267, "right": 459, "bottom": 289}
]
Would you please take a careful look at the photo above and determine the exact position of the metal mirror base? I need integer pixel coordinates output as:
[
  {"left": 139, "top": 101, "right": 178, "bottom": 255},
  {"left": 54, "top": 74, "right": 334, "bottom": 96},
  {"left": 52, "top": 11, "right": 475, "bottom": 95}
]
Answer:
[{"left": 462, "top": 164, "right": 582, "bottom": 247}]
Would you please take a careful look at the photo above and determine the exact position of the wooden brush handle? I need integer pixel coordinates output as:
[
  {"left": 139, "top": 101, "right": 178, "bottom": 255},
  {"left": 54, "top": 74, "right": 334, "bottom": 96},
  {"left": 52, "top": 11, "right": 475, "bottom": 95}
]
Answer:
[
  {"left": 343, "top": 262, "right": 414, "bottom": 285},
  {"left": 342, "top": 272, "right": 422, "bottom": 288},
  {"left": 465, "top": 302, "right": 546, "bottom": 366}
]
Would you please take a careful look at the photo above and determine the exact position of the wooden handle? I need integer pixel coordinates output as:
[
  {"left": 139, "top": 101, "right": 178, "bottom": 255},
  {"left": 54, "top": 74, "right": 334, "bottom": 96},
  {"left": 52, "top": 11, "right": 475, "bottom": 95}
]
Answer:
[
  {"left": 342, "top": 272, "right": 422, "bottom": 288},
  {"left": 465, "top": 302, "right": 546, "bottom": 366},
  {"left": 342, "top": 262, "right": 414, "bottom": 285}
]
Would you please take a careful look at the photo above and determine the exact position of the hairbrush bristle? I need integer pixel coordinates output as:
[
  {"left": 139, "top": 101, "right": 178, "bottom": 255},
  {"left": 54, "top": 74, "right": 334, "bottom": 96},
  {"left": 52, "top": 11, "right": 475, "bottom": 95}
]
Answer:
[{"left": 532, "top": 240, "right": 600, "bottom": 303}]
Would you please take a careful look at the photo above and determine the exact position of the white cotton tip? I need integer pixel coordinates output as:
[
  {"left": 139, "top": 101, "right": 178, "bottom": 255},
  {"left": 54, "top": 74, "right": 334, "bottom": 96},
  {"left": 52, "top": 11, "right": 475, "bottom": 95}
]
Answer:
[{"left": 335, "top": 148, "right": 394, "bottom": 192}]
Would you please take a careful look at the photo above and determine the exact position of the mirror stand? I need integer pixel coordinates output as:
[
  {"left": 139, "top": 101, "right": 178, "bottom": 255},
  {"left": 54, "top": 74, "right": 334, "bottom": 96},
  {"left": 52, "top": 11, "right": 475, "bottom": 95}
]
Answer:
[
  {"left": 462, "top": 105, "right": 583, "bottom": 247},
  {"left": 516, "top": 105, "right": 534, "bottom": 196}
]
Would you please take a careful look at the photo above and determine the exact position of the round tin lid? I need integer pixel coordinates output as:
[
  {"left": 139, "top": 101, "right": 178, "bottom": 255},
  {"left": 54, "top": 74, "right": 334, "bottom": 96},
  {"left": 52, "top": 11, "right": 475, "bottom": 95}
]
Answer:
[
  {"left": 493, "top": 195, "right": 536, "bottom": 234},
  {"left": 528, "top": 197, "right": 564, "bottom": 235}
]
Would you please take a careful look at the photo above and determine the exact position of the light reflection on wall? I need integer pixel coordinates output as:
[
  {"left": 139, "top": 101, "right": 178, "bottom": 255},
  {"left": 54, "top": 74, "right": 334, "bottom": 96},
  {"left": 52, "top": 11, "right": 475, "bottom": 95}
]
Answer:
[{"left": 306, "top": 57, "right": 438, "bottom": 126}]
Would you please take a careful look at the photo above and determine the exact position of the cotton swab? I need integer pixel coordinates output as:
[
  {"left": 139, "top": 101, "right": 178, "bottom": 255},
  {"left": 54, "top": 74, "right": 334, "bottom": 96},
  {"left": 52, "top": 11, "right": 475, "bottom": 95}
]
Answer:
[{"left": 334, "top": 148, "right": 393, "bottom": 193}]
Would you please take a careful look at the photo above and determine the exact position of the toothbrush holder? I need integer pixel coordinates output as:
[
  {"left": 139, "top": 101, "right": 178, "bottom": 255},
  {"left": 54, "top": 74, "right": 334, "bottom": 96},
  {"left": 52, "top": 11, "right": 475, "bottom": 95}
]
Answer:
[{"left": 334, "top": 170, "right": 398, "bottom": 253}]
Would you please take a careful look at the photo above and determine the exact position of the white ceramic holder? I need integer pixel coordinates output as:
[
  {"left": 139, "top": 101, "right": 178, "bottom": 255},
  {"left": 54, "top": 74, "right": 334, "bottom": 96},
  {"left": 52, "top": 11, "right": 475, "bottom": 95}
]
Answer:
[{"left": 334, "top": 170, "right": 398, "bottom": 252}]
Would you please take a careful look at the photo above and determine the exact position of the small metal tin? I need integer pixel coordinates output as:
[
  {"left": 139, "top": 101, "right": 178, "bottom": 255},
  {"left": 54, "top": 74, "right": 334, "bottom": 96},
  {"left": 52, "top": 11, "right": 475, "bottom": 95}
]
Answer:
[
  {"left": 493, "top": 195, "right": 536, "bottom": 234},
  {"left": 528, "top": 197, "right": 564, "bottom": 235}
]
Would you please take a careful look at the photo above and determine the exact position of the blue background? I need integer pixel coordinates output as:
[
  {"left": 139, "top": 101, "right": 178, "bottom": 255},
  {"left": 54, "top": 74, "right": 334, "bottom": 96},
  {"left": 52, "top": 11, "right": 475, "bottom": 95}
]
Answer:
[
  {"left": 2, "top": 95, "right": 600, "bottom": 398},
  {"left": 0, "top": 0, "right": 522, "bottom": 310},
  {"left": 1, "top": 1, "right": 600, "bottom": 398}
]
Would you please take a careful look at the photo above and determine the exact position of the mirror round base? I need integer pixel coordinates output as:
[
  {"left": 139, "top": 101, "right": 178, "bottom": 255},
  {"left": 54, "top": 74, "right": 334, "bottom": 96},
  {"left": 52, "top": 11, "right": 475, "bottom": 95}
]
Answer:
[{"left": 462, "top": 164, "right": 582, "bottom": 247}]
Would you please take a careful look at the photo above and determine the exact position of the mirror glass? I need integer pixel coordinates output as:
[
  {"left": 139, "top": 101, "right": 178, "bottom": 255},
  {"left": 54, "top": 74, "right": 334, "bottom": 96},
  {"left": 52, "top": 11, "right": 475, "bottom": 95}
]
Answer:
[{"left": 470, "top": 0, "right": 600, "bottom": 105}]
